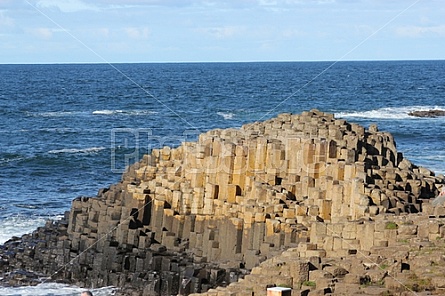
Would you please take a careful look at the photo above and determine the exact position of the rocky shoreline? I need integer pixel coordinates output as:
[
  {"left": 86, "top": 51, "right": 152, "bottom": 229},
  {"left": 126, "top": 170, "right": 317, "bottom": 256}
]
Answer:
[
  {"left": 0, "top": 207, "right": 248, "bottom": 295},
  {"left": 1, "top": 110, "right": 445, "bottom": 295},
  {"left": 408, "top": 109, "right": 445, "bottom": 118}
]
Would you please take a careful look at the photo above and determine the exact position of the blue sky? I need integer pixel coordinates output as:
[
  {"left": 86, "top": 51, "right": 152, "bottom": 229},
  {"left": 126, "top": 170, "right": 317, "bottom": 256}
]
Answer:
[{"left": 0, "top": 0, "right": 444, "bottom": 63}]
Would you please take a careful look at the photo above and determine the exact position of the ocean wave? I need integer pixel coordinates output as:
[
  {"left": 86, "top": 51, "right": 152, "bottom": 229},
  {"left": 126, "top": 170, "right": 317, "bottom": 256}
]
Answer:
[
  {"left": 13, "top": 204, "right": 40, "bottom": 209},
  {"left": 26, "top": 111, "right": 87, "bottom": 117},
  {"left": 1, "top": 147, "right": 107, "bottom": 166},
  {"left": 27, "top": 109, "right": 158, "bottom": 117},
  {"left": 0, "top": 215, "right": 51, "bottom": 244},
  {"left": 3, "top": 127, "right": 104, "bottom": 134},
  {"left": 0, "top": 283, "right": 117, "bottom": 296},
  {"left": 48, "top": 147, "right": 106, "bottom": 154},
  {"left": 0, "top": 155, "right": 26, "bottom": 165},
  {"left": 217, "top": 111, "right": 234, "bottom": 120},
  {"left": 92, "top": 109, "right": 157, "bottom": 116},
  {"left": 336, "top": 106, "right": 445, "bottom": 120}
]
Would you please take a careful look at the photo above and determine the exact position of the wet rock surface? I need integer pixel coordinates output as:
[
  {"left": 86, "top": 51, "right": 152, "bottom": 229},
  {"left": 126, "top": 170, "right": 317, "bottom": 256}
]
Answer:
[
  {"left": 0, "top": 214, "right": 246, "bottom": 295},
  {"left": 0, "top": 214, "right": 247, "bottom": 295}
]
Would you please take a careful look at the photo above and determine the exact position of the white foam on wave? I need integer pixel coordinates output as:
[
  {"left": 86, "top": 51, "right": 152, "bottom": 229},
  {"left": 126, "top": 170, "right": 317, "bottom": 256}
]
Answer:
[
  {"left": 0, "top": 283, "right": 116, "bottom": 296},
  {"left": 217, "top": 111, "right": 234, "bottom": 120},
  {"left": 0, "top": 156, "right": 26, "bottom": 165},
  {"left": 48, "top": 147, "right": 106, "bottom": 154},
  {"left": 336, "top": 106, "right": 445, "bottom": 120},
  {"left": 28, "top": 110, "right": 157, "bottom": 117},
  {"left": 92, "top": 109, "right": 122, "bottom": 115},
  {"left": 92, "top": 109, "right": 157, "bottom": 116},
  {"left": 28, "top": 111, "right": 86, "bottom": 117},
  {"left": 0, "top": 215, "right": 53, "bottom": 244}
]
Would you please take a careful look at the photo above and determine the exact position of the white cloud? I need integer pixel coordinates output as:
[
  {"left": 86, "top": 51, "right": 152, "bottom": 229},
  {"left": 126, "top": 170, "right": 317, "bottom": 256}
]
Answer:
[
  {"left": 92, "top": 0, "right": 197, "bottom": 9},
  {"left": 200, "top": 26, "right": 244, "bottom": 39},
  {"left": 125, "top": 27, "right": 151, "bottom": 39},
  {"left": 395, "top": 25, "right": 445, "bottom": 37},
  {"left": 36, "top": 0, "right": 99, "bottom": 12},
  {"left": 93, "top": 28, "right": 110, "bottom": 38},
  {"left": 27, "top": 27, "right": 54, "bottom": 39},
  {"left": 0, "top": 10, "right": 14, "bottom": 27},
  {"left": 25, "top": 27, "right": 65, "bottom": 40},
  {"left": 353, "top": 24, "right": 375, "bottom": 36},
  {"left": 258, "top": 0, "right": 335, "bottom": 6},
  {"left": 258, "top": 0, "right": 277, "bottom": 5},
  {"left": 281, "top": 28, "right": 306, "bottom": 38}
]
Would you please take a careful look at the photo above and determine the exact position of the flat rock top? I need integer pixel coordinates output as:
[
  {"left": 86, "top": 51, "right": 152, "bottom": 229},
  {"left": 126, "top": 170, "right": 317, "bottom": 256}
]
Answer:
[{"left": 408, "top": 110, "right": 445, "bottom": 117}]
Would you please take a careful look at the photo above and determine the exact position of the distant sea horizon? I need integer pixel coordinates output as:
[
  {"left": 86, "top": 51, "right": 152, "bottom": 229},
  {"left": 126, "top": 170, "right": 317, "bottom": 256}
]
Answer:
[{"left": 1, "top": 58, "right": 445, "bottom": 65}]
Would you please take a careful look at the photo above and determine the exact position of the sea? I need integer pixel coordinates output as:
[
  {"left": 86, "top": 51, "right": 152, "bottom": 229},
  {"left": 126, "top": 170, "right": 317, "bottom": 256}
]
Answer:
[{"left": 0, "top": 60, "right": 444, "bottom": 294}]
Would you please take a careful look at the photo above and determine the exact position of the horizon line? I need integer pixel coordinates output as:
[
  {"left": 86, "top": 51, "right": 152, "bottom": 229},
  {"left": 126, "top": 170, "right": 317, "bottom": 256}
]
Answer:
[{"left": 1, "top": 58, "right": 445, "bottom": 66}]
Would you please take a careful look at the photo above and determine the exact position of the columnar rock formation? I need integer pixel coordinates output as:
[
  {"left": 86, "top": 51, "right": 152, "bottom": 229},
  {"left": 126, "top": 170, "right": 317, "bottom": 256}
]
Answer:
[{"left": 1, "top": 110, "right": 444, "bottom": 295}]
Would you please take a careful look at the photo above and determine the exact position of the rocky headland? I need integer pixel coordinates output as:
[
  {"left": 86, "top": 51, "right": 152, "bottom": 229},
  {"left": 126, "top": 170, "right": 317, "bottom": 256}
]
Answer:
[{"left": 1, "top": 109, "right": 445, "bottom": 296}]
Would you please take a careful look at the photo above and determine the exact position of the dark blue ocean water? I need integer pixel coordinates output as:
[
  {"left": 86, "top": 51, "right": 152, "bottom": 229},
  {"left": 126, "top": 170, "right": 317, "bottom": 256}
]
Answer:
[{"left": 1, "top": 61, "right": 445, "bottom": 246}]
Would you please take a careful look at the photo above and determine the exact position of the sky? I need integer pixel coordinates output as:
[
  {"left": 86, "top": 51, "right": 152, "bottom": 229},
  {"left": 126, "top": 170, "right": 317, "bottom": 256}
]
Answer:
[{"left": 0, "top": 0, "right": 444, "bottom": 63}]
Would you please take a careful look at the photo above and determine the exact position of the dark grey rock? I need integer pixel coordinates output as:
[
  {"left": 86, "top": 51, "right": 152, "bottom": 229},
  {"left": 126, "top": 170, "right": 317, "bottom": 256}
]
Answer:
[{"left": 408, "top": 110, "right": 445, "bottom": 118}]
